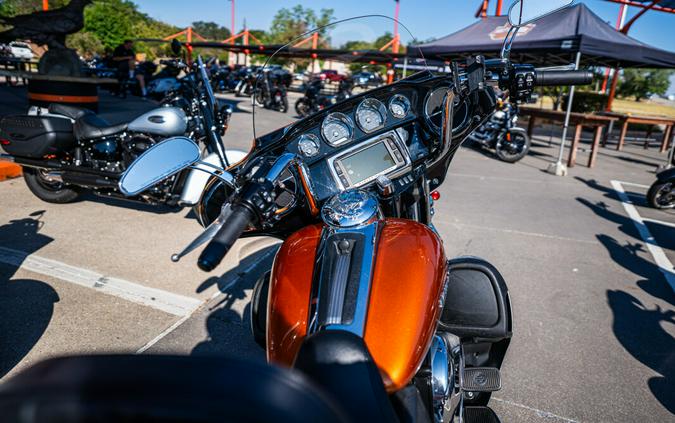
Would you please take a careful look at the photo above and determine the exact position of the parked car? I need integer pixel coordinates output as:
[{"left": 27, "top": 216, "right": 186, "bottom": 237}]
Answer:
[
  {"left": 319, "top": 69, "right": 346, "bottom": 83},
  {"left": 352, "top": 71, "right": 383, "bottom": 88},
  {"left": 8, "top": 41, "right": 34, "bottom": 60}
]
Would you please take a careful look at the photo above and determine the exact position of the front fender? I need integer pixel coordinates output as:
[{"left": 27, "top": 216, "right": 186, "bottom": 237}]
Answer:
[
  {"left": 656, "top": 166, "right": 675, "bottom": 181},
  {"left": 178, "top": 149, "right": 247, "bottom": 206}
]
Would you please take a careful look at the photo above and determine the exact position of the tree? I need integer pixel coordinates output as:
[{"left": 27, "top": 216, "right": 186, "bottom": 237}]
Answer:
[
  {"left": 192, "top": 21, "right": 231, "bottom": 41},
  {"left": 83, "top": 0, "right": 135, "bottom": 50},
  {"left": 268, "top": 5, "right": 333, "bottom": 45},
  {"left": 618, "top": 68, "right": 674, "bottom": 102},
  {"left": 67, "top": 31, "right": 103, "bottom": 57}
]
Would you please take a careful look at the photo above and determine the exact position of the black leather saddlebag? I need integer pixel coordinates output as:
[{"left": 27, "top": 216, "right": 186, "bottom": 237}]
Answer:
[{"left": 0, "top": 115, "right": 74, "bottom": 158}]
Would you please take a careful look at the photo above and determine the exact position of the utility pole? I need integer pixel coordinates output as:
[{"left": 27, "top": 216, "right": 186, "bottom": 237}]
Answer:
[{"left": 229, "top": 0, "right": 235, "bottom": 37}]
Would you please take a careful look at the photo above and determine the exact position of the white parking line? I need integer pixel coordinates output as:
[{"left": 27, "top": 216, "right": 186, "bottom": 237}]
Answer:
[
  {"left": 611, "top": 180, "right": 675, "bottom": 294},
  {"left": 0, "top": 246, "right": 201, "bottom": 316},
  {"left": 491, "top": 397, "right": 579, "bottom": 423}
]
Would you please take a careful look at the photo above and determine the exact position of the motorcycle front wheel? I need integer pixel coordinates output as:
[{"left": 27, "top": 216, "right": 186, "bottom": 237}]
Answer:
[
  {"left": 295, "top": 98, "right": 311, "bottom": 117},
  {"left": 647, "top": 181, "right": 675, "bottom": 209},
  {"left": 23, "top": 168, "right": 81, "bottom": 204},
  {"left": 279, "top": 95, "right": 289, "bottom": 113},
  {"left": 496, "top": 132, "right": 530, "bottom": 163}
]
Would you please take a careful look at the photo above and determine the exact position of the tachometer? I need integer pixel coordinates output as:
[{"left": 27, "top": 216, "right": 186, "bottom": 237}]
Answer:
[
  {"left": 321, "top": 112, "right": 354, "bottom": 146},
  {"left": 389, "top": 94, "right": 411, "bottom": 119},
  {"left": 356, "top": 98, "right": 386, "bottom": 133}
]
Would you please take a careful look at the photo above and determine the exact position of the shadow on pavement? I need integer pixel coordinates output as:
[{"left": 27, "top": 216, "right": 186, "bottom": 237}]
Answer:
[
  {"left": 190, "top": 245, "right": 278, "bottom": 361},
  {"left": 607, "top": 289, "right": 675, "bottom": 414},
  {"left": 0, "top": 211, "right": 59, "bottom": 379},
  {"left": 575, "top": 178, "right": 675, "bottom": 413}
]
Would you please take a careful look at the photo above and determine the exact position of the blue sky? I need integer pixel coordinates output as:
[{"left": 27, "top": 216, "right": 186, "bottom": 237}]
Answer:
[{"left": 134, "top": 0, "right": 675, "bottom": 92}]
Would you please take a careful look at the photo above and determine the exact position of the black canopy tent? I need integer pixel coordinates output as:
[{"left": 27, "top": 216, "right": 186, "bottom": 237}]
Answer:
[{"left": 416, "top": 3, "right": 675, "bottom": 69}]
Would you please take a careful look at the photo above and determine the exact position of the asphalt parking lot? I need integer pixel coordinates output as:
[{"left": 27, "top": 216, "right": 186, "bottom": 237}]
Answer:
[{"left": 1, "top": 87, "right": 674, "bottom": 422}]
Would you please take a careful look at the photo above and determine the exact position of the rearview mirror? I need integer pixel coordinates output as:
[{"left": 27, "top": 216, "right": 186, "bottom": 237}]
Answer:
[
  {"left": 508, "top": 0, "right": 573, "bottom": 27},
  {"left": 119, "top": 137, "right": 200, "bottom": 196}
]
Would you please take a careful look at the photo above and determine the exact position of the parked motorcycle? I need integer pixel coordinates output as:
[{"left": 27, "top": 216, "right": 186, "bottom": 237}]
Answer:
[
  {"left": 111, "top": 6, "right": 589, "bottom": 422},
  {"left": 234, "top": 66, "right": 258, "bottom": 97},
  {"left": 0, "top": 54, "right": 244, "bottom": 209},
  {"left": 468, "top": 96, "right": 531, "bottom": 163},
  {"left": 295, "top": 77, "right": 353, "bottom": 117},
  {"left": 647, "top": 167, "right": 675, "bottom": 209},
  {"left": 254, "top": 68, "right": 289, "bottom": 113}
]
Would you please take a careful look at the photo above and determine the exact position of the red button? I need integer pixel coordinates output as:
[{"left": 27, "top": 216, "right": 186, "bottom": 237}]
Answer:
[{"left": 431, "top": 191, "right": 441, "bottom": 201}]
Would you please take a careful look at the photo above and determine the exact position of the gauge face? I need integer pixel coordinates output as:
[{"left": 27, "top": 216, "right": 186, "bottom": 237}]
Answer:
[
  {"left": 389, "top": 94, "right": 411, "bottom": 119},
  {"left": 356, "top": 98, "right": 386, "bottom": 133},
  {"left": 424, "top": 87, "right": 447, "bottom": 132},
  {"left": 297, "top": 133, "right": 321, "bottom": 158},
  {"left": 321, "top": 112, "right": 354, "bottom": 146}
]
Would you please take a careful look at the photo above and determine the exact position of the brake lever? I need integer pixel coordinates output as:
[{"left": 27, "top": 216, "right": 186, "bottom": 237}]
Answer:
[{"left": 171, "top": 203, "right": 232, "bottom": 262}]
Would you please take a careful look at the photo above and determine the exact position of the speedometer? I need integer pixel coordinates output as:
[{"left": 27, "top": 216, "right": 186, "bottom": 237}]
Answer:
[
  {"left": 321, "top": 112, "right": 354, "bottom": 146},
  {"left": 356, "top": 98, "right": 386, "bottom": 133}
]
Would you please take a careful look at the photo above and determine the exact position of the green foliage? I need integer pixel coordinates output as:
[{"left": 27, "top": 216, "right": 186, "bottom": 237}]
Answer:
[
  {"left": 618, "top": 68, "right": 674, "bottom": 102},
  {"left": 83, "top": 0, "right": 134, "bottom": 51},
  {"left": 562, "top": 91, "right": 609, "bottom": 113},
  {"left": 268, "top": 5, "right": 333, "bottom": 44},
  {"left": 192, "top": 21, "right": 230, "bottom": 41},
  {"left": 66, "top": 30, "right": 103, "bottom": 57}
]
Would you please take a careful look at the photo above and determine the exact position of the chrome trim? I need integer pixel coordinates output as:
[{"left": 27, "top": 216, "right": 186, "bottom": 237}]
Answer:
[
  {"left": 0, "top": 154, "right": 15, "bottom": 162},
  {"left": 355, "top": 98, "right": 386, "bottom": 134},
  {"left": 321, "top": 190, "right": 379, "bottom": 228},
  {"left": 326, "top": 130, "right": 411, "bottom": 191},
  {"left": 430, "top": 335, "right": 451, "bottom": 423},
  {"left": 324, "top": 221, "right": 379, "bottom": 335},
  {"left": 389, "top": 94, "right": 411, "bottom": 119},
  {"left": 426, "top": 89, "right": 455, "bottom": 170},
  {"left": 321, "top": 112, "right": 354, "bottom": 147}
]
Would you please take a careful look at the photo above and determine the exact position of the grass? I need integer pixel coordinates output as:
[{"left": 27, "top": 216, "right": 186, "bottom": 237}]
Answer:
[{"left": 536, "top": 96, "right": 675, "bottom": 119}]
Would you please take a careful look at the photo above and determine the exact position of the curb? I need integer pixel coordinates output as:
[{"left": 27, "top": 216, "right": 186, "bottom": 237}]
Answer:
[{"left": 0, "top": 162, "right": 22, "bottom": 181}]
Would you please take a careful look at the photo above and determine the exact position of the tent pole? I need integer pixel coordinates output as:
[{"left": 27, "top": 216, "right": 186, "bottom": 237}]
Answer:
[{"left": 547, "top": 51, "right": 581, "bottom": 176}]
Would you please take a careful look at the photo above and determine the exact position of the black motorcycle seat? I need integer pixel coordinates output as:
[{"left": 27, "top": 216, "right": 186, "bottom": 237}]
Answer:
[
  {"left": 0, "top": 354, "right": 350, "bottom": 423},
  {"left": 48, "top": 103, "right": 92, "bottom": 120},
  {"left": 293, "top": 330, "right": 400, "bottom": 423},
  {"left": 73, "top": 113, "right": 128, "bottom": 140}
]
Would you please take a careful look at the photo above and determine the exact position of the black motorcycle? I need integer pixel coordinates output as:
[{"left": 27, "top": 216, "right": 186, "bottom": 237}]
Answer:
[
  {"left": 295, "top": 77, "right": 353, "bottom": 117},
  {"left": 647, "top": 167, "right": 675, "bottom": 209},
  {"left": 468, "top": 99, "right": 531, "bottom": 163},
  {"left": 254, "top": 68, "right": 289, "bottom": 113}
]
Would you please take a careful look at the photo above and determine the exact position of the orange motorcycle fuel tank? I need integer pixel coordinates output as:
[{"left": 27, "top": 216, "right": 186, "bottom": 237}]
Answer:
[{"left": 267, "top": 212, "right": 447, "bottom": 392}]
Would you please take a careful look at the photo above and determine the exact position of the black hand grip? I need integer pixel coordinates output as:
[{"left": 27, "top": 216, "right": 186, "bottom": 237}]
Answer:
[
  {"left": 197, "top": 204, "right": 255, "bottom": 272},
  {"left": 535, "top": 70, "right": 593, "bottom": 86}
]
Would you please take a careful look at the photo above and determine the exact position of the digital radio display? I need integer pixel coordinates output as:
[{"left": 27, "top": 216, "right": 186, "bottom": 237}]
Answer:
[{"left": 339, "top": 141, "right": 397, "bottom": 186}]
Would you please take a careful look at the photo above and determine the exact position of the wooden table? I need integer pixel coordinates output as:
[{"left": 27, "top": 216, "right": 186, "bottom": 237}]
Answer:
[
  {"left": 519, "top": 107, "right": 618, "bottom": 168},
  {"left": 599, "top": 112, "right": 675, "bottom": 153}
]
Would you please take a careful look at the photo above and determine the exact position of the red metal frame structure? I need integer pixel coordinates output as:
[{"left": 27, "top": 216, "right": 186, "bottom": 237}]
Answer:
[
  {"left": 164, "top": 27, "right": 208, "bottom": 63},
  {"left": 605, "top": 0, "right": 675, "bottom": 13},
  {"left": 605, "top": 0, "right": 673, "bottom": 110},
  {"left": 475, "top": 0, "right": 504, "bottom": 18}
]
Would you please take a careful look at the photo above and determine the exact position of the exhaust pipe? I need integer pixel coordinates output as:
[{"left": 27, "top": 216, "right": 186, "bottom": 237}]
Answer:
[{"left": 61, "top": 172, "right": 119, "bottom": 189}]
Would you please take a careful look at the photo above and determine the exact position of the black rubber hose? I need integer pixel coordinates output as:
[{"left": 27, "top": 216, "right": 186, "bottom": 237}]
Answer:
[{"left": 197, "top": 204, "right": 255, "bottom": 272}]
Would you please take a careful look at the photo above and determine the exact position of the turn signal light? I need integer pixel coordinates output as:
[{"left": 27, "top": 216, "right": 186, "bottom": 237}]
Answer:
[
  {"left": 431, "top": 191, "right": 441, "bottom": 201},
  {"left": 0, "top": 139, "right": 10, "bottom": 145}
]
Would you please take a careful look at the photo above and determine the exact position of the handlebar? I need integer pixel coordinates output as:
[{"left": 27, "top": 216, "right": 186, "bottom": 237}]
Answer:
[
  {"left": 535, "top": 70, "right": 593, "bottom": 87},
  {"left": 197, "top": 204, "right": 255, "bottom": 272}
]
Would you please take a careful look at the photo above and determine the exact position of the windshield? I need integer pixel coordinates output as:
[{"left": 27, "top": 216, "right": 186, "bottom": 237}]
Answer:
[{"left": 250, "top": 15, "right": 431, "bottom": 141}]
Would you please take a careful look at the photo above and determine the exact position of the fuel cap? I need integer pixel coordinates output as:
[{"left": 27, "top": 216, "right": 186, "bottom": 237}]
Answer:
[{"left": 321, "top": 189, "right": 379, "bottom": 228}]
